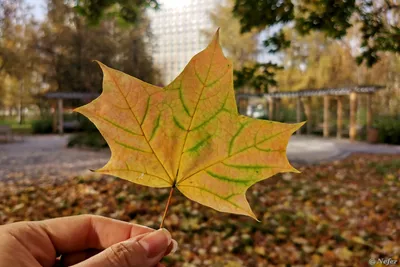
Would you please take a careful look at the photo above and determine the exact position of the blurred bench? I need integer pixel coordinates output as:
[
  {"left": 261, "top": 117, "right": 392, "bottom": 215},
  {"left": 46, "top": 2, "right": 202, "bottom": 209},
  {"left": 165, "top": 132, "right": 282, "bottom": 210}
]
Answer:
[{"left": 0, "top": 125, "right": 13, "bottom": 142}]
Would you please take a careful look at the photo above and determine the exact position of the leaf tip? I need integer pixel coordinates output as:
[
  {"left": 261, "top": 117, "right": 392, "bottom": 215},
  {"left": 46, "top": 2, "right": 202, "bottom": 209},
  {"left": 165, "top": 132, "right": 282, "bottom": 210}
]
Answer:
[
  {"left": 297, "top": 120, "right": 307, "bottom": 128},
  {"left": 246, "top": 209, "right": 259, "bottom": 221},
  {"left": 212, "top": 28, "right": 220, "bottom": 43},
  {"left": 93, "top": 60, "right": 108, "bottom": 71},
  {"left": 291, "top": 167, "right": 301, "bottom": 174},
  {"left": 290, "top": 121, "right": 306, "bottom": 134}
]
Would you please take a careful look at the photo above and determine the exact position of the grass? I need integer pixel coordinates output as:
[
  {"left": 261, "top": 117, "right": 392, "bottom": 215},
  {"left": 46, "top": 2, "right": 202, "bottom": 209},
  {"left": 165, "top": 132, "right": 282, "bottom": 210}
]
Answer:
[{"left": 0, "top": 119, "right": 33, "bottom": 134}]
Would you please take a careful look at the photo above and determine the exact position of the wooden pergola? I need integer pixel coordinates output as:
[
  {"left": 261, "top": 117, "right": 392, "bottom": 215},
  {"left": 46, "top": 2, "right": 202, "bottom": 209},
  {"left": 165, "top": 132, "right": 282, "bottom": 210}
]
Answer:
[
  {"left": 45, "top": 92, "right": 99, "bottom": 134},
  {"left": 236, "top": 85, "right": 385, "bottom": 141},
  {"left": 44, "top": 86, "right": 384, "bottom": 140}
]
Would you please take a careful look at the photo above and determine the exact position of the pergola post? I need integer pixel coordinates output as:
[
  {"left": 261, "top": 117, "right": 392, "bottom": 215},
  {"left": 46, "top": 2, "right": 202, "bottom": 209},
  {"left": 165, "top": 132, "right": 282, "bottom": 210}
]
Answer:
[
  {"left": 302, "top": 97, "right": 312, "bottom": 135},
  {"left": 52, "top": 101, "right": 57, "bottom": 133},
  {"left": 349, "top": 92, "right": 357, "bottom": 141},
  {"left": 366, "top": 93, "right": 373, "bottom": 129},
  {"left": 57, "top": 98, "right": 64, "bottom": 135},
  {"left": 296, "top": 97, "right": 301, "bottom": 135},
  {"left": 323, "top": 95, "right": 330, "bottom": 137},
  {"left": 236, "top": 95, "right": 248, "bottom": 115},
  {"left": 337, "top": 96, "right": 343, "bottom": 139},
  {"left": 268, "top": 97, "right": 274, "bottom": 120},
  {"left": 275, "top": 98, "right": 281, "bottom": 121}
]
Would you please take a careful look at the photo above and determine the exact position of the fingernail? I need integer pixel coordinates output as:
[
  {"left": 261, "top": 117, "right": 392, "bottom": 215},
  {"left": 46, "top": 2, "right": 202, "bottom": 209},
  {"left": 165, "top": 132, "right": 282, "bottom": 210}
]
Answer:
[
  {"left": 139, "top": 228, "right": 172, "bottom": 258},
  {"left": 170, "top": 239, "right": 179, "bottom": 254}
]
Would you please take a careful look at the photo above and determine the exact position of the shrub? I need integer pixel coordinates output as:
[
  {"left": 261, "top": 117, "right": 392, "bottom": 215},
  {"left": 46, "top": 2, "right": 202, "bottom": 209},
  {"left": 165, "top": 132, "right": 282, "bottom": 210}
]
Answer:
[
  {"left": 67, "top": 132, "right": 107, "bottom": 149},
  {"left": 32, "top": 118, "right": 53, "bottom": 134},
  {"left": 373, "top": 116, "right": 400, "bottom": 145},
  {"left": 77, "top": 116, "right": 98, "bottom": 132}
]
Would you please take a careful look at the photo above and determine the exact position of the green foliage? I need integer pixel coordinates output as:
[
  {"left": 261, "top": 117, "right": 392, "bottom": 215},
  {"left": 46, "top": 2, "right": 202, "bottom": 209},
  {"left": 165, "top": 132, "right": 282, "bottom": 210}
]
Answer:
[
  {"left": 74, "top": 0, "right": 159, "bottom": 25},
  {"left": 37, "top": 0, "right": 160, "bottom": 94},
  {"left": 233, "top": 0, "right": 399, "bottom": 67},
  {"left": 232, "top": 0, "right": 400, "bottom": 90},
  {"left": 234, "top": 63, "right": 282, "bottom": 93},
  {"left": 67, "top": 132, "right": 107, "bottom": 149},
  {"left": 32, "top": 118, "right": 53, "bottom": 134},
  {"left": 67, "top": 114, "right": 106, "bottom": 149},
  {"left": 0, "top": 0, "right": 160, "bottom": 120},
  {"left": 0, "top": 119, "right": 32, "bottom": 134},
  {"left": 278, "top": 107, "right": 296, "bottom": 123},
  {"left": 373, "top": 116, "right": 400, "bottom": 145},
  {"left": 77, "top": 115, "right": 98, "bottom": 132}
]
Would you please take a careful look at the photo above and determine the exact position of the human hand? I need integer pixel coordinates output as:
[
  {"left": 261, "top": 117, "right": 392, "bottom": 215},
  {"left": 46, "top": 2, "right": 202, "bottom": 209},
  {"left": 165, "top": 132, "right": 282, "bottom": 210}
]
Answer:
[{"left": 0, "top": 215, "right": 177, "bottom": 267}]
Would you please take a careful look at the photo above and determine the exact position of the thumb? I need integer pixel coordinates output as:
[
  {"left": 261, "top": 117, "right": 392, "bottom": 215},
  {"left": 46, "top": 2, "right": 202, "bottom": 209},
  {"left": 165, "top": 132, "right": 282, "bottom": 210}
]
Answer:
[{"left": 73, "top": 229, "right": 173, "bottom": 267}]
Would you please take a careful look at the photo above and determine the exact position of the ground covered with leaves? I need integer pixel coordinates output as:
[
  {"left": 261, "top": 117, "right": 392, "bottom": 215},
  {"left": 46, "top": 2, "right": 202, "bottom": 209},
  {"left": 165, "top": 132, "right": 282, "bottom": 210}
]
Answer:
[{"left": 1, "top": 154, "right": 399, "bottom": 266}]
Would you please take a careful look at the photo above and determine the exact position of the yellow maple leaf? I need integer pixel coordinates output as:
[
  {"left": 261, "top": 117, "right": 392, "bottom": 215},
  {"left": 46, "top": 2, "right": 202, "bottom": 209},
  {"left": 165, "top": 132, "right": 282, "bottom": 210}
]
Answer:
[{"left": 75, "top": 30, "right": 304, "bottom": 223}]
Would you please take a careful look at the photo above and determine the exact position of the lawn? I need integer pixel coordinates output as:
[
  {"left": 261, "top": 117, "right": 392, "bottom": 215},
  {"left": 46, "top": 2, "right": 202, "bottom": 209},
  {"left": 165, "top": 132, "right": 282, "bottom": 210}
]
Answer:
[
  {"left": 0, "top": 154, "right": 399, "bottom": 266},
  {"left": 0, "top": 119, "right": 33, "bottom": 134}
]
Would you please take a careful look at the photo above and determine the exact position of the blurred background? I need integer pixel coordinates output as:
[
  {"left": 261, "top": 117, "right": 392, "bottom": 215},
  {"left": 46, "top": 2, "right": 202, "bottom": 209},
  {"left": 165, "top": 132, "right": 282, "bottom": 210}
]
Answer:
[{"left": 0, "top": 0, "right": 400, "bottom": 266}]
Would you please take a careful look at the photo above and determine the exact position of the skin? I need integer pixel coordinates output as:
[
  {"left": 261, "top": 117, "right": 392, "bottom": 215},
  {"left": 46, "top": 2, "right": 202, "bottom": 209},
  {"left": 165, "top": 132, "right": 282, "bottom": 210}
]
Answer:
[{"left": 0, "top": 215, "right": 176, "bottom": 267}]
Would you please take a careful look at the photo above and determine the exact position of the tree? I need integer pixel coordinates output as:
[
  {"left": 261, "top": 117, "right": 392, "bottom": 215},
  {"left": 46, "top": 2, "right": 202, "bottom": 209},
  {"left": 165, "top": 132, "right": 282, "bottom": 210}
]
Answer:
[
  {"left": 233, "top": 0, "right": 400, "bottom": 67},
  {"left": 36, "top": 0, "right": 159, "bottom": 94},
  {"left": 204, "top": 0, "right": 259, "bottom": 69},
  {"left": 74, "top": 0, "right": 159, "bottom": 25},
  {"left": 274, "top": 27, "right": 400, "bottom": 118},
  {"left": 275, "top": 29, "right": 359, "bottom": 91},
  {"left": 0, "top": 0, "right": 160, "bottom": 122},
  {"left": 230, "top": 0, "right": 400, "bottom": 91},
  {"left": 0, "top": 0, "right": 41, "bottom": 123},
  {"left": 205, "top": 0, "right": 279, "bottom": 93}
]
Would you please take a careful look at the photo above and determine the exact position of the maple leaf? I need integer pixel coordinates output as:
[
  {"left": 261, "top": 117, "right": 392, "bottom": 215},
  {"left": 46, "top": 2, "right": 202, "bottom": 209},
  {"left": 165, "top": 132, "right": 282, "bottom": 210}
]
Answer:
[{"left": 75, "top": 30, "right": 304, "bottom": 223}]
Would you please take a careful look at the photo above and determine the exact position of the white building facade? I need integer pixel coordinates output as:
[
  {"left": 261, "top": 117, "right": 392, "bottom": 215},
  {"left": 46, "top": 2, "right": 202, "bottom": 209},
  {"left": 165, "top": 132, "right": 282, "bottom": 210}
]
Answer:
[{"left": 148, "top": 0, "right": 219, "bottom": 85}]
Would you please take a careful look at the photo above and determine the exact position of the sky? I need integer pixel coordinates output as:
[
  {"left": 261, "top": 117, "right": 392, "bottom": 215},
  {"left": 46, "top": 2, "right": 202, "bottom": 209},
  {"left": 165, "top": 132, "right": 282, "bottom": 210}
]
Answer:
[{"left": 26, "top": 0, "right": 45, "bottom": 20}]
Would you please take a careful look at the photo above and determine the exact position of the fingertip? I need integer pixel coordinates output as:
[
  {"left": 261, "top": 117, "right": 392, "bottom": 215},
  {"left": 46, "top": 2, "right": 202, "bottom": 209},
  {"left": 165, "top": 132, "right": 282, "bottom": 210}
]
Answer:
[{"left": 138, "top": 228, "right": 172, "bottom": 258}]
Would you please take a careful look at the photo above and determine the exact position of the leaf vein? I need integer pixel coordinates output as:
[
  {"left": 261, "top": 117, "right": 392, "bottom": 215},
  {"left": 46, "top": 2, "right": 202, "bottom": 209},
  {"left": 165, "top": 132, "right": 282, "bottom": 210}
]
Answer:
[
  {"left": 177, "top": 125, "right": 298, "bottom": 185},
  {"left": 103, "top": 67, "right": 173, "bottom": 183},
  {"left": 178, "top": 184, "right": 247, "bottom": 211},
  {"left": 114, "top": 140, "right": 152, "bottom": 153},
  {"left": 206, "top": 170, "right": 252, "bottom": 185}
]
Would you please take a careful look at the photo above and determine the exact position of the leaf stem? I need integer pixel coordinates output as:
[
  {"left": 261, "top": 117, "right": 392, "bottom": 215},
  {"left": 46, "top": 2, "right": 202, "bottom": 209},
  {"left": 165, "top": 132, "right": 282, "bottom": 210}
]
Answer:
[{"left": 160, "top": 186, "right": 174, "bottom": 229}]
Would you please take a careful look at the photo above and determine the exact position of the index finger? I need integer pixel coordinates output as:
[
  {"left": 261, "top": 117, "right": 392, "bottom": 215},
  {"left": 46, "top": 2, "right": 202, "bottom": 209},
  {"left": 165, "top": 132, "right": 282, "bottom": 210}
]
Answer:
[{"left": 38, "top": 215, "right": 154, "bottom": 253}]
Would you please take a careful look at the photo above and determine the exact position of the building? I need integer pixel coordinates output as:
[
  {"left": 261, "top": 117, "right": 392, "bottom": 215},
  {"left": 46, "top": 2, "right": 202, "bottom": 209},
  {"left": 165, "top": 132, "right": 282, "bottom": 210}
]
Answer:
[{"left": 148, "top": 0, "right": 219, "bottom": 85}]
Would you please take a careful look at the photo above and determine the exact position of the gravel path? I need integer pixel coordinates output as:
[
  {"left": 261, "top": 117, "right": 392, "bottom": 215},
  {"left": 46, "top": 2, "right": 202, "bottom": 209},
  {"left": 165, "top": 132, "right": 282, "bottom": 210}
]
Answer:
[
  {"left": 287, "top": 135, "right": 400, "bottom": 164},
  {"left": 1, "top": 134, "right": 399, "bottom": 181},
  {"left": 0, "top": 135, "right": 109, "bottom": 181}
]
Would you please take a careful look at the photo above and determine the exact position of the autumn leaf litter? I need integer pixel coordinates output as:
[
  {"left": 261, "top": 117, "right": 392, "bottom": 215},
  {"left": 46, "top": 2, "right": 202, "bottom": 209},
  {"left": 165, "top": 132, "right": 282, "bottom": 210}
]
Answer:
[{"left": 1, "top": 153, "right": 399, "bottom": 266}]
